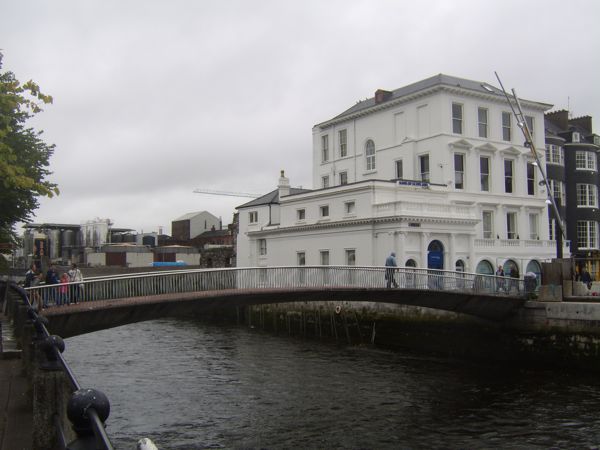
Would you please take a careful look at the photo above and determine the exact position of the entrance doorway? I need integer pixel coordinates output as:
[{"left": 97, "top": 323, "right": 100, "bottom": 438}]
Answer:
[{"left": 427, "top": 240, "right": 444, "bottom": 270}]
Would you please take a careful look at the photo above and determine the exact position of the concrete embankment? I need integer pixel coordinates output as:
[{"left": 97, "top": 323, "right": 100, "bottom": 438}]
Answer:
[{"left": 236, "top": 299, "right": 600, "bottom": 371}]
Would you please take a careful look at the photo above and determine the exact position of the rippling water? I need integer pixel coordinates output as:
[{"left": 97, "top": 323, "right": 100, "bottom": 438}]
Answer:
[{"left": 65, "top": 319, "right": 600, "bottom": 449}]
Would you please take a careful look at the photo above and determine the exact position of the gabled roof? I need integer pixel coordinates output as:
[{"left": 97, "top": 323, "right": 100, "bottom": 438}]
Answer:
[
  {"left": 237, "top": 187, "right": 312, "bottom": 209},
  {"left": 316, "top": 73, "right": 551, "bottom": 128},
  {"left": 173, "top": 211, "right": 216, "bottom": 221}
]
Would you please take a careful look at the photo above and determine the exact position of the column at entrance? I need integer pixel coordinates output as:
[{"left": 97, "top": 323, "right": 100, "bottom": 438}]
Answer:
[
  {"left": 448, "top": 234, "right": 456, "bottom": 271},
  {"left": 420, "top": 232, "right": 429, "bottom": 268}
]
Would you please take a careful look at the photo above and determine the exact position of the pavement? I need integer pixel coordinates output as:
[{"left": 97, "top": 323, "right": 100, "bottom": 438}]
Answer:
[{"left": 0, "top": 308, "right": 33, "bottom": 450}]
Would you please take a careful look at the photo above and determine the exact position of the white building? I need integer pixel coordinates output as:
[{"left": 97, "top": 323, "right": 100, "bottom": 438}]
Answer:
[{"left": 237, "top": 74, "right": 565, "bottom": 276}]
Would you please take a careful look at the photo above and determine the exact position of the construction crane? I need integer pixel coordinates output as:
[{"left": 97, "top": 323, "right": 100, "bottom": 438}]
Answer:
[{"left": 192, "top": 188, "right": 260, "bottom": 198}]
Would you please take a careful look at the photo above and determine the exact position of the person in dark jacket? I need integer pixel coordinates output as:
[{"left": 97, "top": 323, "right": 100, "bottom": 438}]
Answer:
[
  {"left": 44, "top": 264, "right": 59, "bottom": 307},
  {"left": 385, "top": 252, "right": 398, "bottom": 288}
]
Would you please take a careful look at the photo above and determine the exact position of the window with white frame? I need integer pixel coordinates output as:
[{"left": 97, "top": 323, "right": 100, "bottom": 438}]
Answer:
[
  {"left": 507, "top": 212, "right": 518, "bottom": 239},
  {"left": 578, "top": 220, "right": 598, "bottom": 249},
  {"left": 527, "top": 162, "right": 535, "bottom": 195},
  {"left": 549, "top": 219, "right": 564, "bottom": 241},
  {"left": 339, "top": 171, "right": 348, "bottom": 185},
  {"left": 258, "top": 239, "right": 267, "bottom": 256},
  {"left": 249, "top": 211, "right": 258, "bottom": 223},
  {"left": 320, "top": 250, "right": 330, "bottom": 265},
  {"left": 576, "top": 151, "right": 596, "bottom": 171},
  {"left": 504, "top": 159, "right": 514, "bottom": 193},
  {"left": 395, "top": 159, "right": 403, "bottom": 179},
  {"left": 419, "top": 154, "right": 430, "bottom": 182},
  {"left": 482, "top": 210, "right": 493, "bottom": 239},
  {"left": 322, "top": 175, "right": 330, "bottom": 188},
  {"left": 320, "top": 205, "right": 329, "bottom": 218},
  {"left": 478, "top": 107, "right": 488, "bottom": 138},
  {"left": 546, "top": 144, "right": 564, "bottom": 165},
  {"left": 345, "top": 249, "right": 356, "bottom": 265},
  {"left": 525, "top": 115, "right": 534, "bottom": 139},
  {"left": 549, "top": 179, "right": 565, "bottom": 204},
  {"left": 452, "top": 103, "right": 463, "bottom": 134},
  {"left": 480, "top": 156, "right": 490, "bottom": 191},
  {"left": 502, "top": 112, "right": 512, "bottom": 141},
  {"left": 365, "top": 139, "right": 376, "bottom": 171},
  {"left": 344, "top": 201, "right": 356, "bottom": 215},
  {"left": 454, "top": 153, "right": 465, "bottom": 189},
  {"left": 296, "top": 209, "right": 306, "bottom": 221},
  {"left": 577, "top": 184, "right": 598, "bottom": 207},
  {"left": 529, "top": 213, "right": 539, "bottom": 240},
  {"left": 339, "top": 129, "right": 347, "bottom": 158},
  {"left": 297, "top": 251, "right": 306, "bottom": 266},
  {"left": 321, "top": 135, "right": 329, "bottom": 162}
]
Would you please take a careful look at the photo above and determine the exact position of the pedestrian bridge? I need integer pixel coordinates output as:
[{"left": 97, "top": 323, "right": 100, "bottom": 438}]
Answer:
[{"left": 28, "top": 266, "right": 529, "bottom": 338}]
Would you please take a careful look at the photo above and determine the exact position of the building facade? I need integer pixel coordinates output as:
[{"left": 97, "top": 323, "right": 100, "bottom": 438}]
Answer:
[{"left": 237, "top": 75, "right": 564, "bottom": 277}]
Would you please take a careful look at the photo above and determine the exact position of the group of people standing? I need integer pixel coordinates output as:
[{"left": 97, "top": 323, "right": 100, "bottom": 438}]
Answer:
[
  {"left": 495, "top": 264, "right": 520, "bottom": 293},
  {"left": 24, "top": 263, "right": 84, "bottom": 309}
]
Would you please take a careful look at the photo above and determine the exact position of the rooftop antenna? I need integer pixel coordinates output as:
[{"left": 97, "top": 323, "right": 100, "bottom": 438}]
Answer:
[{"left": 494, "top": 72, "right": 566, "bottom": 256}]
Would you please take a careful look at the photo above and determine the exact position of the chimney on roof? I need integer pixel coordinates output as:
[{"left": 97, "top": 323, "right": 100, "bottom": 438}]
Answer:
[
  {"left": 375, "top": 89, "right": 393, "bottom": 104},
  {"left": 278, "top": 170, "right": 290, "bottom": 198},
  {"left": 545, "top": 110, "right": 570, "bottom": 131}
]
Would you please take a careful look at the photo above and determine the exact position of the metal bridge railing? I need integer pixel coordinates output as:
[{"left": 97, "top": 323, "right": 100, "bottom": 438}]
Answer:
[{"left": 26, "top": 266, "right": 529, "bottom": 308}]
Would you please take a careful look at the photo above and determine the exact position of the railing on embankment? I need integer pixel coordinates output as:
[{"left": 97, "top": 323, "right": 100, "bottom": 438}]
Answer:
[
  {"left": 1, "top": 280, "right": 158, "bottom": 450},
  {"left": 26, "top": 266, "right": 528, "bottom": 308}
]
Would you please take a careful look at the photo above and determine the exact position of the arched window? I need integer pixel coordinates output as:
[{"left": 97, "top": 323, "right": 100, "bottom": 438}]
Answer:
[
  {"left": 455, "top": 259, "right": 465, "bottom": 272},
  {"left": 365, "top": 140, "right": 376, "bottom": 171},
  {"left": 405, "top": 259, "right": 417, "bottom": 267},
  {"left": 476, "top": 260, "right": 494, "bottom": 275}
]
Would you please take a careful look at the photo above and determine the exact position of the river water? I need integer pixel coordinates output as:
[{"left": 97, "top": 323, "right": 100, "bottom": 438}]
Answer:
[{"left": 65, "top": 318, "right": 600, "bottom": 449}]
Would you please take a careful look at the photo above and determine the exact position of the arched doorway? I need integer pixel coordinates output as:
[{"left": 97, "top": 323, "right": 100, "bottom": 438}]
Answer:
[
  {"left": 455, "top": 259, "right": 465, "bottom": 272},
  {"left": 405, "top": 259, "right": 417, "bottom": 268},
  {"left": 476, "top": 260, "right": 494, "bottom": 275},
  {"left": 526, "top": 260, "right": 542, "bottom": 288},
  {"left": 427, "top": 240, "right": 444, "bottom": 270},
  {"left": 503, "top": 259, "right": 519, "bottom": 278}
]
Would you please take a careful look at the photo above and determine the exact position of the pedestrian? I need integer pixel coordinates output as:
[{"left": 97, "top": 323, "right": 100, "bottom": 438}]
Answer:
[
  {"left": 68, "top": 263, "right": 84, "bottom": 303},
  {"left": 510, "top": 266, "right": 520, "bottom": 293},
  {"left": 495, "top": 265, "right": 505, "bottom": 293},
  {"left": 44, "top": 263, "right": 59, "bottom": 307},
  {"left": 385, "top": 252, "right": 399, "bottom": 288},
  {"left": 581, "top": 268, "right": 593, "bottom": 290},
  {"left": 24, "top": 263, "right": 37, "bottom": 288},
  {"left": 58, "top": 273, "right": 70, "bottom": 306}
]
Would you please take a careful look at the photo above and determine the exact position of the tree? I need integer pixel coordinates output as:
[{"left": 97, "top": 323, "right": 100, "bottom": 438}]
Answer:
[{"left": 0, "top": 52, "right": 59, "bottom": 246}]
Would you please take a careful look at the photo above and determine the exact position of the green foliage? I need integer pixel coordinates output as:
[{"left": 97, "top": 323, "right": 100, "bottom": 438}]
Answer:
[{"left": 0, "top": 52, "right": 59, "bottom": 246}]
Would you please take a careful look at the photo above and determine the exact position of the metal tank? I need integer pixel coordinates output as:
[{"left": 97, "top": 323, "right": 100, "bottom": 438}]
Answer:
[{"left": 49, "top": 229, "right": 61, "bottom": 260}]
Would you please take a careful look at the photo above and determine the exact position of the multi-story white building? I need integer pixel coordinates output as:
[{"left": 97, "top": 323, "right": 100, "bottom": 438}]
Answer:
[{"left": 237, "top": 74, "right": 565, "bottom": 276}]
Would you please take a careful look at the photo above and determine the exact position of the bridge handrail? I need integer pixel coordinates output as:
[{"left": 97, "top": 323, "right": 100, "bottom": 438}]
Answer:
[
  {"left": 1, "top": 281, "right": 115, "bottom": 449},
  {"left": 25, "top": 265, "right": 529, "bottom": 308}
]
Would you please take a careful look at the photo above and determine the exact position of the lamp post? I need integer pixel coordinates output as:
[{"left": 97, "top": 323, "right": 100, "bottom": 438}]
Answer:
[{"left": 495, "top": 73, "right": 566, "bottom": 259}]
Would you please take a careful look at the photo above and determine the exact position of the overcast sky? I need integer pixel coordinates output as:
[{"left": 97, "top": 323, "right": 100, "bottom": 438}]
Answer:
[{"left": 2, "top": 0, "right": 599, "bottom": 235}]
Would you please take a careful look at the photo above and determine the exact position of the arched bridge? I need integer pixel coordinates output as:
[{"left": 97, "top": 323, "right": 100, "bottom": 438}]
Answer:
[{"left": 28, "top": 266, "right": 529, "bottom": 338}]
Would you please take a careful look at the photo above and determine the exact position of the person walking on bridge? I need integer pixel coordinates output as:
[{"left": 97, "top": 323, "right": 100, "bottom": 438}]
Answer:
[
  {"left": 68, "top": 263, "right": 83, "bottom": 303},
  {"left": 385, "top": 252, "right": 399, "bottom": 288}
]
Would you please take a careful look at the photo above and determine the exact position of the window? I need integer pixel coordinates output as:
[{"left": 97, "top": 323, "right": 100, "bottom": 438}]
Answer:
[
  {"left": 502, "top": 112, "right": 512, "bottom": 141},
  {"left": 507, "top": 212, "right": 518, "bottom": 239},
  {"left": 339, "top": 129, "right": 347, "bottom": 157},
  {"left": 321, "top": 135, "right": 329, "bottom": 162},
  {"left": 527, "top": 162, "right": 535, "bottom": 195},
  {"left": 395, "top": 159, "right": 403, "bottom": 179},
  {"left": 549, "top": 219, "right": 556, "bottom": 241},
  {"left": 480, "top": 156, "right": 490, "bottom": 191},
  {"left": 296, "top": 209, "right": 306, "bottom": 221},
  {"left": 578, "top": 221, "right": 598, "bottom": 249},
  {"left": 452, "top": 103, "right": 463, "bottom": 134},
  {"left": 454, "top": 153, "right": 465, "bottom": 189},
  {"left": 482, "top": 210, "right": 493, "bottom": 239},
  {"left": 529, "top": 213, "right": 539, "bottom": 240},
  {"left": 345, "top": 249, "right": 356, "bottom": 265},
  {"left": 339, "top": 171, "right": 348, "bottom": 185},
  {"left": 297, "top": 251, "right": 306, "bottom": 266},
  {"left": 419, "top": 154, "right": 430, "bottom": 182},
  {"left": 258, "top": 239, "right": 267, "bottom": 256},
  {"left": 576, "top": 151, "right": 596, "bottom": 171},
  {"left": 546, "top": 144, "right": 564, "bottom": 165},
  {"left": 322, "top": 175, "right": 330, "bottom": 188},
  {"left": 344, "top": 201, "right": 355, "bottom": 215},
  {"left": 365, "top": 139, "right": 376, "bottom": 171},
  {"left": 525, "top": 115, "right": 534, "bottom": 139},
  {"left": 320, "top": 205, "right": 329, "bottom": 217},
  {"left": 504, "top": 159, "right": 514, "bottom": 193},
  {"left": 478, "top": 107, "right": 488, "bottom": 138},
  {"left": 577, "top": 184, "right": 598, "bottom": 207},
  {"left": 549, "top": 179, "right": 564, "bottom": 204},
  {"left": 320, "top": 250, "right": 330, "bottom": 265},
  {"left": 249, "top": 211, "right": 258, "bottom": 223}
]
